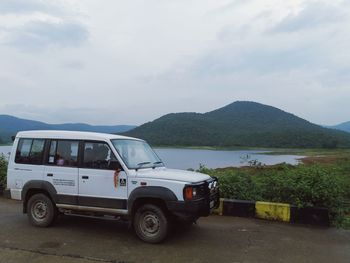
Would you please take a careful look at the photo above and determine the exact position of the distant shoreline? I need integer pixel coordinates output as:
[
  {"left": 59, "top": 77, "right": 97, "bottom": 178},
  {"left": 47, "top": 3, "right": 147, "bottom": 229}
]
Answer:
[
  {"left": 152, "top": 145, "right": 350, "bottom": 155},
  {"left": 153, "top": 145, "right": 290, "bottom": 151}
]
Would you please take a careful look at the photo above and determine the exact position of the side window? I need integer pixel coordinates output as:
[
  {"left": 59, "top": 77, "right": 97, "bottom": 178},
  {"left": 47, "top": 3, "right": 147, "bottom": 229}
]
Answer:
[
  {"left": 82, "top": 142, "right": 119, "bottom": 170},
  {"left": 47, "top": 140, "right": 79, "bottom": 167},
  {"left": 15, "top": 138, "right": 45, "bottom": 164}
]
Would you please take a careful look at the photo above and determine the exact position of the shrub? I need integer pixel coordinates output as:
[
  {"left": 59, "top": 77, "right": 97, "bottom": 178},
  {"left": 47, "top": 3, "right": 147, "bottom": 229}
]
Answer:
[
  {"left": 217, "top": 171, "right": 262, "bottom": 201},
  {"left": 0, "top": 155, "right": 7, "bottom": 189},
  {"left": 198, "top": 163, "right": 349, "bottom": 226}
]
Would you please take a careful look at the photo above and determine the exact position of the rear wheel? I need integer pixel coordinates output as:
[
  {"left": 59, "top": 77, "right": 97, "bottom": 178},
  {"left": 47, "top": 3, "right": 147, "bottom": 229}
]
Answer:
[
  {"left": 133, "top": 204, "right": 168, "bottom": 243},
  {"left": 27, "top": 193, "right": 57, "bottom": 227}
]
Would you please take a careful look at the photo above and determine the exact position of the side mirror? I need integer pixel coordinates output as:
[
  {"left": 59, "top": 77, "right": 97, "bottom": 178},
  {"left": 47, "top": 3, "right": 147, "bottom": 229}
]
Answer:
[{"left": 109, "top": 161, "right": 123, "bottom": 171}]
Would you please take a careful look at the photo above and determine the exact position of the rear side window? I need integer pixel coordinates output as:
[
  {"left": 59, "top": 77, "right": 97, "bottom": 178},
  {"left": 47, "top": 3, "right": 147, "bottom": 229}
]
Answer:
[
  {"left": 47, "top": 140, "right": 79, "bottom": 167},
  {"left": 15, "top": 138, "right": 45, "bottom": 164}
]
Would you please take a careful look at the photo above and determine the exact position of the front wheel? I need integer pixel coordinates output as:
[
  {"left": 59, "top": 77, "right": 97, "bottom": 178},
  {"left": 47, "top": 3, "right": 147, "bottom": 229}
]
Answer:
[
  {"left": 27, "top": 193, "right": 57, "bottom": 227},
  {"left": 133, "top": 204, "right": 168, "bottom": 243}
]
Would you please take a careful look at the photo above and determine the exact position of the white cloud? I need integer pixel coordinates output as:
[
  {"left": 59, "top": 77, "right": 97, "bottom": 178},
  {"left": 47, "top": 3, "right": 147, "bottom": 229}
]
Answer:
[
  {"left": 0, "top": 0, "right": 349, "bottom": 126},
  {"left": 0, "top": 0, "right": 64, "bottom": 15},
  {"left": 270, "top": 1, "right": 346, "bottom": 33},
  {"left": 3, "top": 21, "right": 88, "bottom": 52}
]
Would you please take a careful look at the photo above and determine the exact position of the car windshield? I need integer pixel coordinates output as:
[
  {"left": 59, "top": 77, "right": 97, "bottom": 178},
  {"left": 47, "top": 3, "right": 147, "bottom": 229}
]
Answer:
[{"left": 111, "top": 139, "right": 163, "bottom": 169}]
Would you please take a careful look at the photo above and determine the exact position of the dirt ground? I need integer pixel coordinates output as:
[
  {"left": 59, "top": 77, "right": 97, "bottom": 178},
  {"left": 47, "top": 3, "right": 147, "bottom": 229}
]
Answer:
[{"left": 0, "top": 197, "right": 349, "bottom": 263}]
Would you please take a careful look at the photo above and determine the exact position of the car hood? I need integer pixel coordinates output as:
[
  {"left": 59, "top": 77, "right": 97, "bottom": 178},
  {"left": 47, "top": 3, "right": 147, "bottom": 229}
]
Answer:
[{"left": 136, "top": 168, "right": 211, "bottom": 183}]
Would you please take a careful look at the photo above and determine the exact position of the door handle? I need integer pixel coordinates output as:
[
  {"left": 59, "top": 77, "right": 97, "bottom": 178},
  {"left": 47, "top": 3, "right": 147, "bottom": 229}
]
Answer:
[
  {"left": 82, "top": 176, "right": 89, "bottom": 179},
  {"left": 47, "top": 173, "right": 53, "bottom": 177}
]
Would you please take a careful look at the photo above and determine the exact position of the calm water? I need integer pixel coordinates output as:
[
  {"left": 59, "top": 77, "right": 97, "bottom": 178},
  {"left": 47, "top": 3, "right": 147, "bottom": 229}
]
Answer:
[
  {"left": 0, "top": 146, "right": 11, "bottom": 159},
  {"left": 154, "top": 148, "right": 302, "bottom": 169},
  {"left": 0, "top": 145, "right": 302, "bottom": 169}
]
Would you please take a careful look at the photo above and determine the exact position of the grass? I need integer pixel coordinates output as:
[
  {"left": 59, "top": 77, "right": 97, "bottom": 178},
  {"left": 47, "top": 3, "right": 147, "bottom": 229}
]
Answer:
[{"left": 264, "top": 148, "right": 350, "bottom": 156}]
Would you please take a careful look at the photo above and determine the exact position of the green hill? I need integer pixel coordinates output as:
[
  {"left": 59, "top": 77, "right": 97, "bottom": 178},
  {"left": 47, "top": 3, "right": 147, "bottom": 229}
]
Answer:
[
  {"left": 124, "top": 101, "right": 350, "bottom": 148},
  {"left": 0, "top": 115, "right": 136, "bottom": 144},
  {"left": 330, "top": 121, "right": 350, "bottom": 133}
]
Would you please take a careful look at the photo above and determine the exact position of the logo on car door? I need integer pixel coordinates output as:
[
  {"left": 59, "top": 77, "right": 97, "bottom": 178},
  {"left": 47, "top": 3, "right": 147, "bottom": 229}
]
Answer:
[{"left": 119, "top": 178, "right": 126, "bottom": 187}]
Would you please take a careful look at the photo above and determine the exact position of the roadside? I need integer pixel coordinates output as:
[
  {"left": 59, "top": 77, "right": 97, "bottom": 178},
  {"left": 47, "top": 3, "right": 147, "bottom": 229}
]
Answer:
[
  {"left": 199, "top": 148, "right": 350, "bottom": 228},
  {"left": 1, "top": 197, "right": 350, "bottom": 263}
]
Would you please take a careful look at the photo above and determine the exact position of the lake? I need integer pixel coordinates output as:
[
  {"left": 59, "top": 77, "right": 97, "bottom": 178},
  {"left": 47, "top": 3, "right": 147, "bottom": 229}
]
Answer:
[{"left": 0, "top": 145, "right": 302, "bottom": 169}]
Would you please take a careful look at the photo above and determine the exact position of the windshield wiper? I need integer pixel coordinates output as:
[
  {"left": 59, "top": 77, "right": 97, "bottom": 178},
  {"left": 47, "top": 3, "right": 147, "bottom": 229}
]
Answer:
[
  {"left": 152, "top": 161, "right": 164, "bottom": 169},
  {"left": 136, "top": 162, "right": 151, "bottom": 171}
]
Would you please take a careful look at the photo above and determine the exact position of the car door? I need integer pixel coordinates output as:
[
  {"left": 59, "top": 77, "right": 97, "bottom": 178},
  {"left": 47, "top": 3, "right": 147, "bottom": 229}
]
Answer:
[
  {"left": 44, "top": 140, "right": 79, "bottom": 205},
  {"left": 78, "top": 141, "right": 128, "bottom": 211}
]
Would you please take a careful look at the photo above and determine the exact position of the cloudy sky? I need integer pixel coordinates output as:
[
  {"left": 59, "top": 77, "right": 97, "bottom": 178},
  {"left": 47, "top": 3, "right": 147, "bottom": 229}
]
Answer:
[{"left": 0, "top": 0, "right": 349, "bottom": 126}]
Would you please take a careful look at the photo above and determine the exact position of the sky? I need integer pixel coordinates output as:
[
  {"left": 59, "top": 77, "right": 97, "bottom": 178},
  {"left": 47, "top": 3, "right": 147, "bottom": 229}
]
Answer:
[{"left": 0, "top": 0, "right": 349, "bottom": 126}]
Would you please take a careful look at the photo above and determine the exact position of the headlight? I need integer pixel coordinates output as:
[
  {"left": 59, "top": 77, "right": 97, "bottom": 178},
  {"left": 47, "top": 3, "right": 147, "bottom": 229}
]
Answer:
[
  {"left": 184, "top": 186, "right": 197, "bottom": 200},
  {"left": 193, "top": 187, "right": 197, "bottom": 197}
]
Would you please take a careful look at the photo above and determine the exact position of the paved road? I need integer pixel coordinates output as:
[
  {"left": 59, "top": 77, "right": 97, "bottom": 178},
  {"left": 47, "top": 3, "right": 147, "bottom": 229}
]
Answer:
[{"left": 0, "top": 197, "right": 349, "bottom": 263}]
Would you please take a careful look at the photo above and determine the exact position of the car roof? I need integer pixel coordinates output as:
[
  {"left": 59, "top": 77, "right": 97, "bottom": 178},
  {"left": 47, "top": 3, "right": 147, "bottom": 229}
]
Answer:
[{"left": 16, "top": 130, "right": 142, "bottom": 142}]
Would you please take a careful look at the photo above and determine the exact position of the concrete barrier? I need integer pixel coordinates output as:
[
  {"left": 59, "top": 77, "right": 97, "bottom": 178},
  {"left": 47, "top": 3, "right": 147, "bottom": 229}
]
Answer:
[
  {"left": 290, "top": 206, "right": 330, "bottom": 227},
  {"left": 255, "top": 201, "right": 290, "bottom": 222},
  {"left": 223, "top": 199, "right": 255, "bottom": 218},
  {"left": 215, "top": 199, "right": 330, "bottom": 226}
]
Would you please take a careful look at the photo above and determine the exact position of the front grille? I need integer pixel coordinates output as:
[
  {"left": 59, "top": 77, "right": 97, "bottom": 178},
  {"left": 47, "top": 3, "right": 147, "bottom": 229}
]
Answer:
[
  {"left": 193, "top": 178, "right": 219, "bottom": 205},
  {"left": 196, "top": 184, "right": 207, "bottom": 197}
]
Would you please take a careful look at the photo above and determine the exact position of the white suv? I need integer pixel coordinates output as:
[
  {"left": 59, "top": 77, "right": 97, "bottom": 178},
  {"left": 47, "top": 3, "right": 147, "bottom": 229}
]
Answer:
[{"left": 6, "top": 130, "right": 219, "bottom": 243}]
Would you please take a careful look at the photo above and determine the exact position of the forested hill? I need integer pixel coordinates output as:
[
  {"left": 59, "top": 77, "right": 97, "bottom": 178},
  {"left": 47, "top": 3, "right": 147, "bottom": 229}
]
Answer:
[
  {"left": 0, "top": 115, "right": 136, "bottom": 144},
  {"left": 330, "top": 121, "right": 350, "bottom": 133},
  {"left": 124, "top": 101, "right": 350, "bottom": 148}
]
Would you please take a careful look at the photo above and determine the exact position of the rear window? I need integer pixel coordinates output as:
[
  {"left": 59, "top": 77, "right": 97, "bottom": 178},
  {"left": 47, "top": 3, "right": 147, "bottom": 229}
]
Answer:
[{"left": 15, "top": 138, "right": 45, "bottom": 165}]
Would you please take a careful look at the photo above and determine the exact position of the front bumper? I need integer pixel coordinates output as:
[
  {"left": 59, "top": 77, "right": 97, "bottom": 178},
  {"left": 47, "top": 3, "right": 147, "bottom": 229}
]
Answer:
[{"left": 167, "top": 178, "right": 220, "bottom": 218}]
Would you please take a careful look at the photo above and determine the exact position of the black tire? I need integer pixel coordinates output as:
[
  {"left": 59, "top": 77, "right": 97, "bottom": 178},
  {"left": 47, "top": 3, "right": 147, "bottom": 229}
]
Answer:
[
  {"left": 133, "top": 204, "right": 168, "bottom": 244},
  {"left": 27, "top": 193, "right": 57, "bottom": 227}
]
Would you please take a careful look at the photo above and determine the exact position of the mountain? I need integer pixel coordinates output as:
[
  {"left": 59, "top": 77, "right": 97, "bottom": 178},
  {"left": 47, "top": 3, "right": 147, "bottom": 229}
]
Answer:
[
  {"left": 124, "top": 101, "right": 350, "bottom": 148},
  {"left": 329, "top": 121, "right": 350, "bottom": 133},
  {"left": 0, "top": 115, "right": 136, "bottom": 144}
]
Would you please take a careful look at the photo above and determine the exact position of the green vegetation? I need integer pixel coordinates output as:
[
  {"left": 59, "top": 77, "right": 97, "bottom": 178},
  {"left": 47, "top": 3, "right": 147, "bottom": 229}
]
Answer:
[
  {"left": 262, "top": 148, "right": 350, "bottom": 156},
  {"left": 0, "top": 155, "right": 7, "bottom": 190},
  {"left": 125, "top": 101, "right": 350, "bottom": 148},
  {"left": 196, "top": 156, "right": 350, "bottom": 227}
]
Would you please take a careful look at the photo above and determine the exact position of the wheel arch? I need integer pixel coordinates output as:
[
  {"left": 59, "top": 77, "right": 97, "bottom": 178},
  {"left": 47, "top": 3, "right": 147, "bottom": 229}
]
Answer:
[
  {"left": 128, "top": 186, "right": 178, "bottom": 216},
  {"left": 22, "top": 180, "right": 57, "bottom": 213}
]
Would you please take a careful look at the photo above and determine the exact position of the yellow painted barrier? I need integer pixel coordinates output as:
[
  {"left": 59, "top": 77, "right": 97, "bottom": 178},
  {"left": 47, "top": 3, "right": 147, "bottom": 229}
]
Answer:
[
  {"left": 213, "top": 198, "right": 224, "bottom": 216},
  {"left": 255, "top": 201, "right": 290, "bottom": 222}
]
